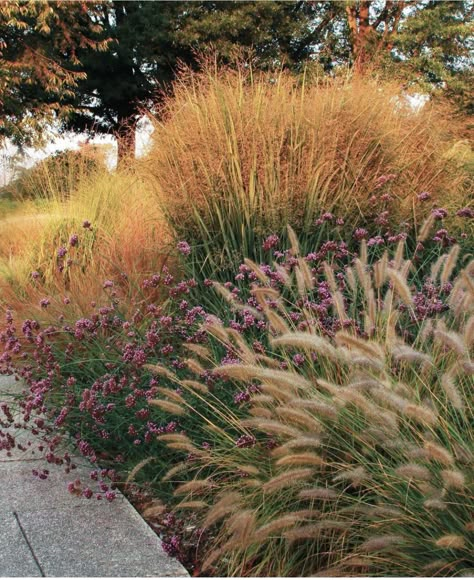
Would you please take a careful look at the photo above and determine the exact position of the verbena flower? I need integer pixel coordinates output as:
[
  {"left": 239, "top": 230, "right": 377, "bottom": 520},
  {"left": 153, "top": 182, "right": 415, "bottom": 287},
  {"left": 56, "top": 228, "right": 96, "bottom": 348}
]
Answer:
[
  {"left": 432, "top": 207, "right": 448, "bottom": 219},
  {"left": 262, "top": 234, "right": 280, "bottom": 251},
  {"left": 177, "top": 241, "right": 191, "bottom": 256},
  {"left": 457, "top": 207, "right": 474, "bottom": 218},
  {"left": 417, "top": 191, "right": 431, "bottom": 201},
  {"left": 69, "top": 234, "right": 79, "bottom": 247}
]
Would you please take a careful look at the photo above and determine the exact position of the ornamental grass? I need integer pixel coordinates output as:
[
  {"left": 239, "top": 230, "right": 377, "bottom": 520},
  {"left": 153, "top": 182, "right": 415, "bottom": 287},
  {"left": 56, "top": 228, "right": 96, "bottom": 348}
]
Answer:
[
  {"left": 0, "top": 165, "right": 170, "bottom": 320},
  {"left": 145, "top": 64, "right": 471, "bottom": 282},
  {"left": 150, "top": 229, "right": 474, "bottom": 576}
]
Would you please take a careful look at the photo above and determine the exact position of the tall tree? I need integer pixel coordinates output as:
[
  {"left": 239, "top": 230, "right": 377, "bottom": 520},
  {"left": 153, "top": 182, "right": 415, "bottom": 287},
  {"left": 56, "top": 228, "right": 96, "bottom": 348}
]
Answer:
[
  {"left": 67, "top": 0, "right": 473, "bottom": 165},
  {"left": 307, "top": 1, "right": 473, "bottom": 111},
  {"left": 0, "top": 0, "right": 108, "bottom": 146}
]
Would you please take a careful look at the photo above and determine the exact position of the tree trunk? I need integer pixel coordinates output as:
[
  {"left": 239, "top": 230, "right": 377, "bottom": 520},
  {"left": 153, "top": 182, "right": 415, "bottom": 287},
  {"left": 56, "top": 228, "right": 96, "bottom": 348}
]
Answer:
[
  {"left": 116, "top": 118, "right": 136, "bottom": 169},
  {"left": 346, "top": 1, "right": 374, "bottom": 74},
  {"left": 346, "top": 0, "right": 406, "bottom": 73},
  {"left": 355, "top": 1, "right": 371, "bottom": 72}
]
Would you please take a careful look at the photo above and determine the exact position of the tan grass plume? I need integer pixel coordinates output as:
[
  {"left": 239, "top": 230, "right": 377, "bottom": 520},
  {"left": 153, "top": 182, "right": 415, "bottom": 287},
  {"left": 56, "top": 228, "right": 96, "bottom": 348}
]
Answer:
[{"left": 262, "top": 468, "right": 314, "bottom": 493}]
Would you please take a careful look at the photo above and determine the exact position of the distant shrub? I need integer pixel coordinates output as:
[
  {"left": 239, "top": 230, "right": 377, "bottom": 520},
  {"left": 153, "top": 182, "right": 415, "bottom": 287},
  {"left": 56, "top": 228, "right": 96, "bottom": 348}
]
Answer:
[{"left": 1, "top": 145, "right": 107, "bottom": 202}]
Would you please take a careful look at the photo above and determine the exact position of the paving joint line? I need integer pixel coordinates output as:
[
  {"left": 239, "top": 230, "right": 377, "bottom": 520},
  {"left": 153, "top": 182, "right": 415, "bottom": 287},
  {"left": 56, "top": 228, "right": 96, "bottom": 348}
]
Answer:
[{"left": 13, "top": 510, "right": 45, "bottom": 577}]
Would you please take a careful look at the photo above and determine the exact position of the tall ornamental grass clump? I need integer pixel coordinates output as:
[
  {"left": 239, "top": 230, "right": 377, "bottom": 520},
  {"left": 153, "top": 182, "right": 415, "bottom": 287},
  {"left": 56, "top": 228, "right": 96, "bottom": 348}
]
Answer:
[
  {"left": 145, "top": 64, "right": 470, "bottom": 282},
  {"left": 0, "top": 165, "right": 170, "bottom": 320},
  {"left": 152, "top": 230, "right": 473, "bottom": 577}
]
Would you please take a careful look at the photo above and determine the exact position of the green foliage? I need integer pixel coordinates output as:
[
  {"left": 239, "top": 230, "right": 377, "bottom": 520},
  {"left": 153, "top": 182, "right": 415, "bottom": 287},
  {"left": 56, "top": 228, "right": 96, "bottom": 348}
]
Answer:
[
  {"left": 391, "top": 1, "right": 473, "bottom": 113},
  {"left": 304, "top": 1, "right": 473, "bottom": 112}
]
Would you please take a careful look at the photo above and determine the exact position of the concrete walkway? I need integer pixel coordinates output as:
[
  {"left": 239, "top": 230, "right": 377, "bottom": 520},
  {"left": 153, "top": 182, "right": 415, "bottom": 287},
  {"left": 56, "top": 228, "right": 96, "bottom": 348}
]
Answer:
[{"left": 0, "top": 376, "right": 188, "bottom": 577}]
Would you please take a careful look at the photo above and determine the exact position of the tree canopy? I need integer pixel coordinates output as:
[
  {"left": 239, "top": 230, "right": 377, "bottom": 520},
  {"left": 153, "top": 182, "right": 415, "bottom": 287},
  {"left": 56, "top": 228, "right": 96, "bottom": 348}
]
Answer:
[
  {"left": 64, "top": 1, "right": 320, "bottom": 162},
  {"left": 0, "top": 0, "right": 109, "bottom": 146}
]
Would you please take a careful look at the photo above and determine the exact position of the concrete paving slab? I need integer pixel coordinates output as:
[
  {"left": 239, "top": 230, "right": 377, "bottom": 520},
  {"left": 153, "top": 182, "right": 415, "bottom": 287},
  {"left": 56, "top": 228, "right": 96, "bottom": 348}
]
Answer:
[
  {"left": 0, "top": 460, "right": 121, "bottom": 512},
  {"left": 18, "top": 502, "right": 186, "bottom": 577},
  {"left": 0, "top": 425, "right": 47, "bottom": 462},
  {"left": 0, "top": 426, "right": 78, "bottom": 463},
  {"left": 0, "top": 510, "right": 42, "bottom": 577},
  {"left": 0, "top": 374, "right": 39, "bottom": 462},
  {"left": 0, "top": 374, "right": 27, "bottom": 398}
]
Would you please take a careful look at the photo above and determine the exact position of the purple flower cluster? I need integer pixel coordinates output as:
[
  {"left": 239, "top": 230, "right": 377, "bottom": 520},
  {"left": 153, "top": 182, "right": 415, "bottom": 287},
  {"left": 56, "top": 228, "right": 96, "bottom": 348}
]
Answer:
[
  {"left": 456, "top": 207, "right": 473, "bottom": 218},
  {"left": 177, "top": 241, "right": 191, "bottom": 256},
  {"left": 374, "top": 173, "right": 396, "bottom": 188},
  {"left": 432, "top": 208, "right": 448, "bottom": 220},
  {"left": 417, "top": 191, "right": 431, "bottom": 202},
  {"left": 69, "top": 234, "right": 79, "bottom": 247},
  {"left": 354, "top": 228, "right": 368, "bottom": 241},
  {"left": 262, "top": 234, "right": 280, "bottom": 251}
]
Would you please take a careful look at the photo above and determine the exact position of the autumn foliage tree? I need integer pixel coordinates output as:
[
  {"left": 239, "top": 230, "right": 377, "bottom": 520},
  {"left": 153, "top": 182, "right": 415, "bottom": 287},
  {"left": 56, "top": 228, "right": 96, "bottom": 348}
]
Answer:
[
  {"left": 0, "top": 1, "right": 109, "bottom": 146},
  {"left": 310, "top": 1, "right": 473, "bottom": 112}
]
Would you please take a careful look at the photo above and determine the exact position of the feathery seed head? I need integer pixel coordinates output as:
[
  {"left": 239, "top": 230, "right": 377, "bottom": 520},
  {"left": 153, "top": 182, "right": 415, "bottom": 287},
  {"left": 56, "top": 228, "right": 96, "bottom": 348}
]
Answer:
[
  {"left": 395, "top": 463, "right": 431, "bottom": 481},
  {"left": 333, "top": 466, "right": 367, "bottom": 487},
  {"left": 241, "top": 418, "right": 301, "bottom": 438},
  {"left": 215, "top": 364, "right": 311, "bottom": 390},
  {"left": 262, "top": 468, "right": 314, "bottom": 493},
  {"left": 149, "top": 399, "right": 186, "bottom": 416},
  {"left": 424, "top": 498, "right": 447, "bottom": 510},
  {"left": 253, "top": 510, "right": 320, "bottom": 541},
  {"left": 184, "top": 358, "right": 206, "bottom": 376},
  {"left": 299, "top": 487, "right": 338, "bottom": 501},
  {"left": 287, "top": 225, "right": 300, "bottom": 256},
  {"left": 284, "top": 520, "right": 352, "bottom": 542},
  {"left": 440, "top": 372, "right": 464, "bottom": 410},
  {"left": 276, "top": 453, "right": 325, "bottom": 467},
  {"left": 271, "top": 436, "right": 323, "bottom": 457},
  {"left": 360, "top": 535, "right": 404, "bottom": 552},
  {"left": 143, "top": 363, "right": 176, "bottom": 380},
  {"left": 435, "top": 535, "right": 466, "bottom": 550},
  {"left": 387, "top": 268, "right": 413, "bottom": 306},
  {"left": 441, "top": 244, "right": 460, "bottom": 284},
  {"left": 404, "top": 404, "right": 438, "bottom": 426},
  {"left": 434, "top": 328, "right": 467, "bottom": 357},
  {"left": 424, "top": 442, "right": 454, "bottom": 465},
  {"left": 173, "top": 478, "right": 211, "bottom": 496}
]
